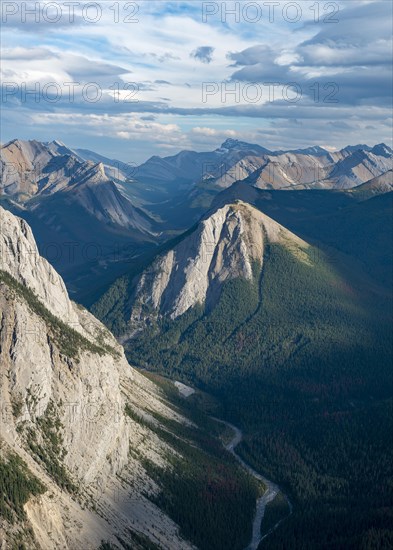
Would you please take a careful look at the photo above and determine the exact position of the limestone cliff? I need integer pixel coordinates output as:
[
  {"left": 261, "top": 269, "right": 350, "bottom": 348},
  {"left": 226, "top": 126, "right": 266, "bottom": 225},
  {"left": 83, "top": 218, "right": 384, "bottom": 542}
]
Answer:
[{"left": 0, "top": 206, "right": 194, "bottom": 550}]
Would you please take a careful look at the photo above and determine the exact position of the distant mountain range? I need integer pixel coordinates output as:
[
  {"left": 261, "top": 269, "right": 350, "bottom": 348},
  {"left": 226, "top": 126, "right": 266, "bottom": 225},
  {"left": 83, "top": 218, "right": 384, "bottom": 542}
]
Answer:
[
  {"left": 1, "top": 138, "right": 391, "bottom": 302},
  {"left": 2, "top": 138, "right": 391, "bottom": 212},
  {"left": 78, "top": 138, "right": 392, "bottom": 231},
  {"left": 124, "top": 138, "right": 392, "bottom": 192}
]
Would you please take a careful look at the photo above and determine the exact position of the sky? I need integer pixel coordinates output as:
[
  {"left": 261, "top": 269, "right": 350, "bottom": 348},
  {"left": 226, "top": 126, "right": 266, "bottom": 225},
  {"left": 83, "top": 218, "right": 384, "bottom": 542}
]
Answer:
[{"left": 1, "top": 0, "right": 392, "bottom": 162}]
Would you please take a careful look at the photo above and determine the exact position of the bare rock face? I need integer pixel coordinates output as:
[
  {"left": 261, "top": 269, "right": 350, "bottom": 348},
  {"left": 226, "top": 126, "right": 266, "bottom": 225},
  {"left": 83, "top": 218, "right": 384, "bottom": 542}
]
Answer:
[
  {"left": 127, "top": 201, "right": 309, "bottom": 329},
  {"left": 0, "top": 206, "right": 79, "bottom": 325},
  {"left": 0, "top": 206, "right": 194, "bottom": 550}
]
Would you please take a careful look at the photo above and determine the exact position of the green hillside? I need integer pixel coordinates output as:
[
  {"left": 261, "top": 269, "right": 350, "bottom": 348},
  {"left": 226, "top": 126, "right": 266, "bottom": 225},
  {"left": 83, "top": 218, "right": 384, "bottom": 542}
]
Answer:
[{"left": 94, "top": 203, "right": 393, "bottom": 549}]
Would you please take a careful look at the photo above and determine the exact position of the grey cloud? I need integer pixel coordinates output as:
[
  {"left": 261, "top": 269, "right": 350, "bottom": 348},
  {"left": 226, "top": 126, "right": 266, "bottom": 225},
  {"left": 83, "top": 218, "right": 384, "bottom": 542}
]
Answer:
[
  {"left": 228, "top": 46, "right": 273, "bottom": 68},
  {"left": 3, "top": 87, "right": 390, "bottom": 124},
  {"left": 190, "top": 47, "right": 215, "bottom": 64},
  {"left": 298, "top": 1, "right": 392, "bottom": 68},
  {"left": 229, "top": 48, "right": 291, "bottom": 83},
  {"left": 327, "top": 121, "right": 353, "bottom": 130},
  {"left": 61, "top": 55, "right": 129, "bottom": 80},
  {"left": 301, "top": 1, "right": 392, "bottom": 47}
]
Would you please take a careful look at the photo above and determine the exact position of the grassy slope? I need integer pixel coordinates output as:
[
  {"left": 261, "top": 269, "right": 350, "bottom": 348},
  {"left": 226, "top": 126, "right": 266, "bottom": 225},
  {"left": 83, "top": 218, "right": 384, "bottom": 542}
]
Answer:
[{"left": 253, "top": 189, "right": 393, "bottom": 287}]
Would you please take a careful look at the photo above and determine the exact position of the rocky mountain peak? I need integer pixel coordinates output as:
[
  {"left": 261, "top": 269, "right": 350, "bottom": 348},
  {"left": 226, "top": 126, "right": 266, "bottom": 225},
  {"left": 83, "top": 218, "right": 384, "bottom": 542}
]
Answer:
[
  {"left": 218, "top": 138, "right": 269, "bottom": 154},
  {"left": 370, "top": 143, "right": 392, "bottom": 158},
  {"left": 220, "top": 138, "right": 242, "bottom": 149},
  {"left": 127, "top": 201, "right": 309, "bottom": 326}
]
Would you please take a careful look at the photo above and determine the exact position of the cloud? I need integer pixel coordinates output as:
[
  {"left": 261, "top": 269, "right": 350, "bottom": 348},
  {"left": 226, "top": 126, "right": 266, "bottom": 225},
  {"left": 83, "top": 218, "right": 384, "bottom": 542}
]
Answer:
[
  {"left": 225, "top": 3, "right": 392, "bottom": 108},
  {"left": 1, "top": 47, "right": 55, "bottom": 61},
  {"left": 1, "top": 0, "right": 391, "bottom": 155},
  {"left": 150, "top": 52, "right": 181, "bottom": 63},
  {"left": 190, "top": 127, "right": 236, "bottom": 137},
  {"left": 190, "top": 46, "right": 215, "bottom": 64},
  {"left": 29, "top": 112, "right": 186, "bottom": 145},
  {"left": 0, "top": 47, "right": 131, "bottom": 90}
]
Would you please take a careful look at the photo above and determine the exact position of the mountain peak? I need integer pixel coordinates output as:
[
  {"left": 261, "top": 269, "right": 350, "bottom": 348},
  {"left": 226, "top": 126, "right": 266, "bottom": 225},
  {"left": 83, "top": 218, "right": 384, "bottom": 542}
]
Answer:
[
  {"left": 219, "top": 138, "right": 268, "bottom": 152},
  {"left": 215, "top": 139, "right": 271, "bottom": 158},
  {"left": 220, "top": 138, "right": 242, "bottom": 149},
  {"left": 370, "top": 143, "right": 392, "bottom": 158},
  {"left": 125, "top": 200, "right": 309, "bottom": 323},
  {"left": 342, "top": 144, "right": 372, "bottom": 153},
  {"left": 51, "top": 139, "right": 66, "bottom": 147}
]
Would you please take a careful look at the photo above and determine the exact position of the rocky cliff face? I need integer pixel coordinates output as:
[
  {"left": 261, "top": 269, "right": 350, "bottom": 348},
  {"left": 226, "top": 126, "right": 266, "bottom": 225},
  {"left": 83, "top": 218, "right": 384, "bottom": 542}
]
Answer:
[
  {"left": 1, "top": 207, "right": 80, "bottom": 325},
  {"left": 0, "top": 206, "right": 194, "bottom": 550},
  {"left": 125, "top": 202, "right": 309, "bottom": 332}
]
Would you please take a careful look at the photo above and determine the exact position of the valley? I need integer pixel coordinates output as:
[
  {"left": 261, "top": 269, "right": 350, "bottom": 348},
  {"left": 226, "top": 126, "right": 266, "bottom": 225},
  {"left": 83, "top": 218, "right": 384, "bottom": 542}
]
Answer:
[{"left": 1, "top": 138, "right": 392, "bottom": 549}]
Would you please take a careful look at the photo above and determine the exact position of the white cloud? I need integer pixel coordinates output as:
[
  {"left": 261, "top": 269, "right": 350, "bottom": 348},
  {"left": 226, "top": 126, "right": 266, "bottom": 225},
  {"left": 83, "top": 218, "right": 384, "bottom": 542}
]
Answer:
[{"left": 191, "top": 127, "right": 237, "bottom": 137}]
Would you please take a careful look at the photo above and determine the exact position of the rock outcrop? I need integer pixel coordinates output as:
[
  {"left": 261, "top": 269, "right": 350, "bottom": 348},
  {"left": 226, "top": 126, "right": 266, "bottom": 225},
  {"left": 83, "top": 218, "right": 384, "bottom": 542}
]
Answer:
[{"left": 0, "top": 206, "right": 194, "bottom": 550}]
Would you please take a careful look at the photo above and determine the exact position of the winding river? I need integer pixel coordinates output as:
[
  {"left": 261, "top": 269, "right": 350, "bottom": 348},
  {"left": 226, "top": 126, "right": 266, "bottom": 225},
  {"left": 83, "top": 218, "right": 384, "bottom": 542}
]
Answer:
[
  {"left": 174, "top": 381, "right": 291, "bottom": 549},
  {"left": 211, "top": 417, "right": 292, "bottom": 550}
]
